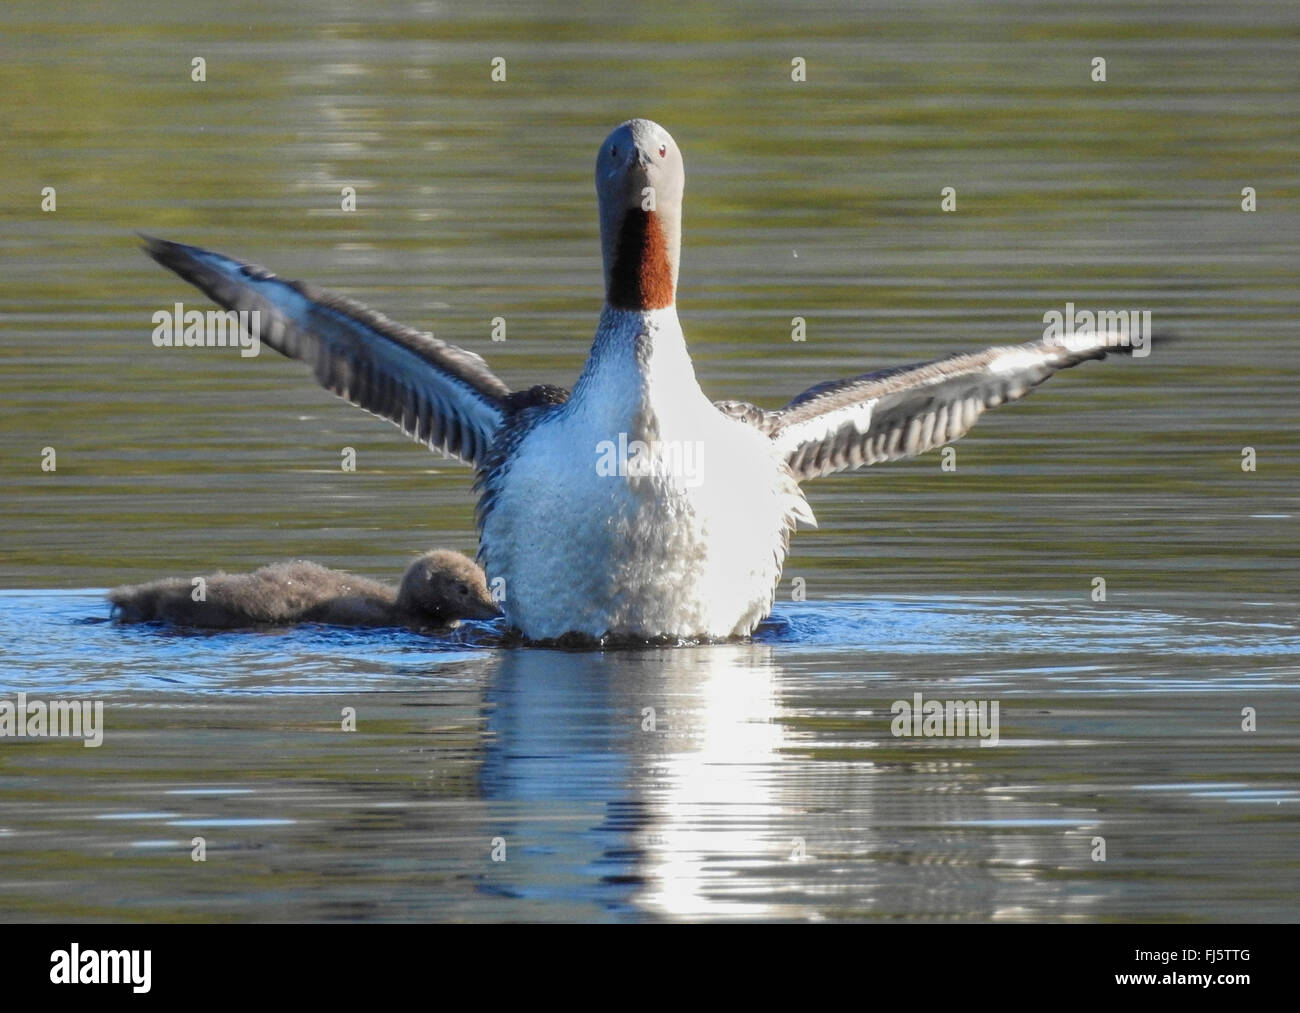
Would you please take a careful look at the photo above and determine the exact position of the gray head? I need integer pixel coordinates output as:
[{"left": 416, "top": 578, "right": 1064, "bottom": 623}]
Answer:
[
  {"left": 595, "top": 118, "right": 684, "bottom": 311},
  {"left": 397, "top": 550, "right": 500, "bottom": 622}
]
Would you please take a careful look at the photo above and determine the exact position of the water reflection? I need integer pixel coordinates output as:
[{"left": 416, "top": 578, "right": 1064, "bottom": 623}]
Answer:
[
  {"left": 476, "top": 640, "right": 1118, "bottom": 920},
  {"left": 0, "top": 590, "right": 1296, "bottom": 920},
  {"left": 480, "top": 643, "right": 789, "bottom": 917},
  {"left": 634, "top": 645, "right": 786, "bottom": 918}
]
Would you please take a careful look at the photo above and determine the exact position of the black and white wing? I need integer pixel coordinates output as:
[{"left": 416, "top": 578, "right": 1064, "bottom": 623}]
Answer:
[
  {"left": 732, "top": 331, "right": 1149, "bottom": 483},
  {"left": 142, "top": 236, "right": 515, "bottom": 466}
]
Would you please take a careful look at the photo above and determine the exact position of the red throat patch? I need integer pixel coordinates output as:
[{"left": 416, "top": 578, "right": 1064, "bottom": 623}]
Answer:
[{"left": 607, "top": 209, "right": 674, "bottom": 310}]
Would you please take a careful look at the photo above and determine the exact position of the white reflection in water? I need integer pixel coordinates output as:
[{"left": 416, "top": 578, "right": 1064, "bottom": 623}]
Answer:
[
  {"left": 483, "top": 643, "right": 789, "bottom": 916},
  {"left": 634, "top": 644, "right": 787, "bottom": 918}
]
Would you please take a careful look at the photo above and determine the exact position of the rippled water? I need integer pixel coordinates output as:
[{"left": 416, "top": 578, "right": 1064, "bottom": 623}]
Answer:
[
  {"left": 1, "top": 0, "right": 1298, "bottom": 921},
  {"left": 2, "top": 590, "right": 1297, "bottom": 921}
]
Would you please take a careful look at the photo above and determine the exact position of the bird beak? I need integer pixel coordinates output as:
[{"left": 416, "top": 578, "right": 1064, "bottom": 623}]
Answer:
[{"left": 472, "top": 596, "right": 503, "bottom": 620}]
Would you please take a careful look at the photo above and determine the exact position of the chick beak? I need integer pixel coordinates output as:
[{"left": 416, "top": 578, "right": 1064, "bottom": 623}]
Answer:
[{"left": 471, "top": 593, "right": 503, "bottom": 621}]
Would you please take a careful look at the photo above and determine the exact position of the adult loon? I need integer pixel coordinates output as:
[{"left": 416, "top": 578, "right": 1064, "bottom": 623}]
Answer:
[
  {"left": 108, "top": 550, "right": 499, "bottom": 630},
  {"left": 142, "top": 118, "right": 1147, "bottom": 642}
]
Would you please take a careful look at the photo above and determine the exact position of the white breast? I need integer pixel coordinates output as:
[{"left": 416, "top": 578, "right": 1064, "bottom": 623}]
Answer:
[{"left": 481, "top": 306, "right": 811, "bottom": 640}]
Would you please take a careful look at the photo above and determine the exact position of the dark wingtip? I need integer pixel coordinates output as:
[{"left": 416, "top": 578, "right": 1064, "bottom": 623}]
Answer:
[
  {"left": 138, "top": 233, "right": 186, "bottom": 269},
  {"left": 1114, "top": 329, "right": 1181, "bottom": 360},
  {"left": 137, "top": 235, "right": 225, "bottom": 294}
]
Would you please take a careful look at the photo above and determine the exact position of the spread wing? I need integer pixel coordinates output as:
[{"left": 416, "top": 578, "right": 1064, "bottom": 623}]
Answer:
[
  {"left": 721, "top": 330, "right": 1152, "bottom": 482},
  {"left": 142, "top": 236, "right": 516, "bottom": 466}
]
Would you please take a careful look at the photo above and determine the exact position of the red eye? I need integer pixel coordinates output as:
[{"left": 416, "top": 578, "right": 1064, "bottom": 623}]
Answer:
[{"left": 658, "top": 144, "right": 667, "bottom": 157}]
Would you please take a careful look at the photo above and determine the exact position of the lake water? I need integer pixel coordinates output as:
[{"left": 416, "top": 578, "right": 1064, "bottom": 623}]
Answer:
[{"left": 1, "top": 0, "right": 1297, "bottom": 922}]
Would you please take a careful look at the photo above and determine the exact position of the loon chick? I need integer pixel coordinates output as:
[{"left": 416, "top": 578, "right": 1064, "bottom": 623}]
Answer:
[
  {"left": 141, "top": 118, "right": 1152, "bottom": 642},
  {"left": 108, "top": 550, "right": 499, "bottom": 630}
]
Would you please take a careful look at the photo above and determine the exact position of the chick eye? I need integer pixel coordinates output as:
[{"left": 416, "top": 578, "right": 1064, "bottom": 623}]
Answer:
[
  {"left": 456, "top": 583, "right": 469, "bottom": 596},
  {"left": 610, "top": 146, "right": 618, "bottom": 159},
  {"left": 658, "top": 144, "right": 667, "bottom": 157}
]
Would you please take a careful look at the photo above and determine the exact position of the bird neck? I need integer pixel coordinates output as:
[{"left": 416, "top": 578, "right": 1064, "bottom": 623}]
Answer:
[
  {"left": 573, "top": 304, "right": 707, "bottom": 441},
  {"left": 603, "top": 207, "right": 679, "bottom": 311}
]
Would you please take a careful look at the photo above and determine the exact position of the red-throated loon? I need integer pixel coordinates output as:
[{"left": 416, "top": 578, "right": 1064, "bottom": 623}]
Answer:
[
  {"left": 108, "top": 549, "right": 499, "bottom": 630},
  {"left": 142, "top": 118, "right": 1147, "bottom": 642}
]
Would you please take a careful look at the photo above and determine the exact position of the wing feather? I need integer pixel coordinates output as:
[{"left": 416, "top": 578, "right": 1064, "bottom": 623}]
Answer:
[
  {"left": 142, "top": 236, "right": 512, "bottom": 465},
  {"left": 748, "top": 330, "right": 1152, "bottom": 482}
]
